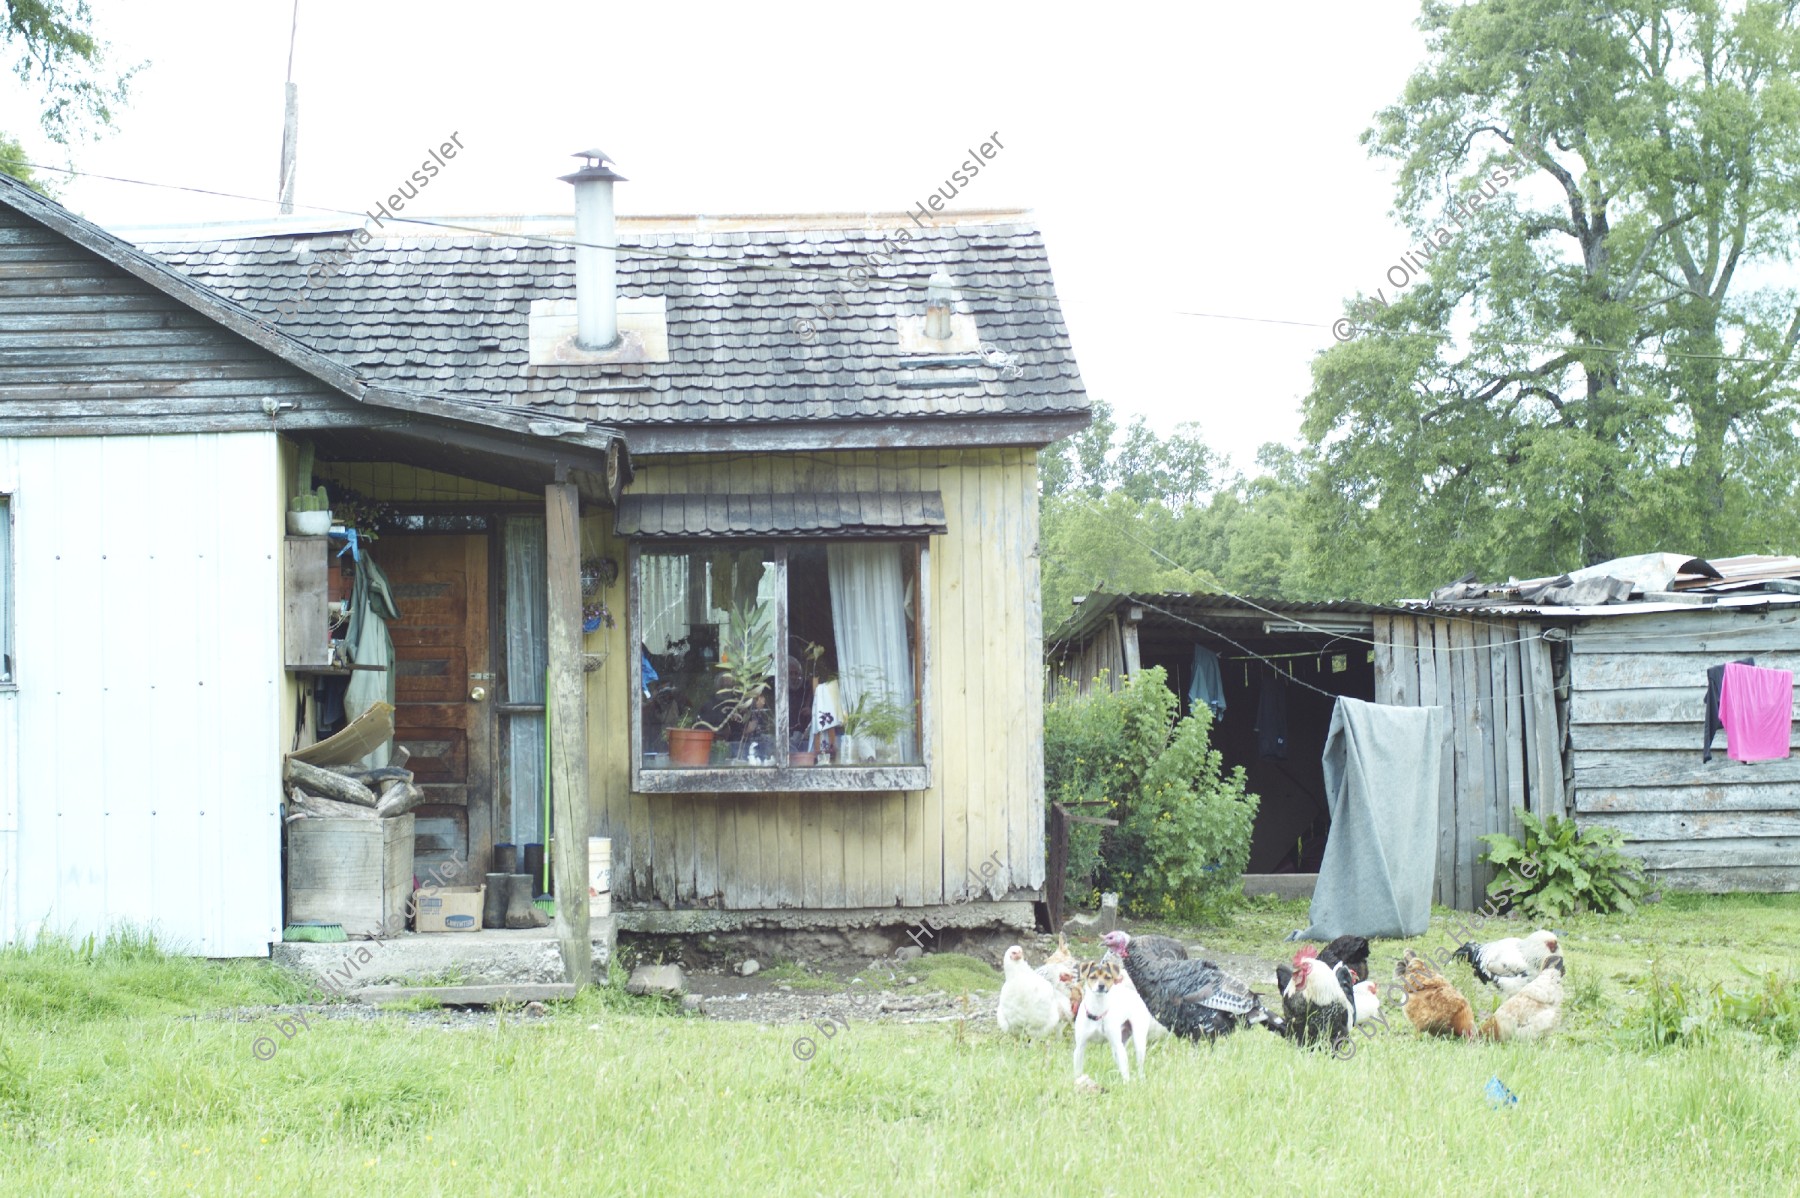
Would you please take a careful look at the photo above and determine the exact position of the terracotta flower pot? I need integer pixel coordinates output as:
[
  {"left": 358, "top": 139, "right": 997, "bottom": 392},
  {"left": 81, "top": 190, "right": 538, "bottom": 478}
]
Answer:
[
  {"left": 790, "top": 751, "right": 817, "bottom": 766},
  {"left": 666, "top": 728, "right": 715, "bottom": 767}
]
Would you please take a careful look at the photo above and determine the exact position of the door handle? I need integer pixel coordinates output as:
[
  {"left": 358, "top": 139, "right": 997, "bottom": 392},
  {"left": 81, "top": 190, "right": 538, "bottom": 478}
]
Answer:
[{"left": 470, "top": 686, "right": 488, "bottom": 702}]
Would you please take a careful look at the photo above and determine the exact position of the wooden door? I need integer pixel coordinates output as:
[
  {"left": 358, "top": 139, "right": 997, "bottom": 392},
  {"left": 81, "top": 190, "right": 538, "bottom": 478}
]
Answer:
[{"left": 375, "top": 535, "right": 494, "bottom": 884}]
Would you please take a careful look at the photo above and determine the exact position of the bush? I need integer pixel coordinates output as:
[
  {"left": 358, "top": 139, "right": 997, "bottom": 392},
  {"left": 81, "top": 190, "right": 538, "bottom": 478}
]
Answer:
[
  {"left": 1479, "top": 807, "right": 1645, "bottom": 920},
  {"left": 1044, "top": 667, "right": 1259, "bottom": 920}
]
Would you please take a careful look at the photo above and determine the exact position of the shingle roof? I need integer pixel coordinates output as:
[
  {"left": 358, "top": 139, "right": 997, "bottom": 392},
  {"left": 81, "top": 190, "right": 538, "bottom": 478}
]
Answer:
[{"left": 143, "top": 217, "right": 1088, "bottom": 431}]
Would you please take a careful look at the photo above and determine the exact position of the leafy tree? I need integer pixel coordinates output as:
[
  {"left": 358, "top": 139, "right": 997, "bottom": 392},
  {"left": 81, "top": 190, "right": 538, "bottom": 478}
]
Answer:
[
  {"left": 2, "top": 0, "right": 139, "bottom": 189},
  {"left": 1304, "top": 0, "right": 1800, "bottom": 598}
]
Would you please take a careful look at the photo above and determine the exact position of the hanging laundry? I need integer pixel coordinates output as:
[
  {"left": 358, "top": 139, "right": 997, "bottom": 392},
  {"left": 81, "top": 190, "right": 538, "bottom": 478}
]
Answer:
[
  {"left": 1719, "top": 662, "right": 1793, "bottom": 763},
  {"left": 1702, "top": 657, "right": 1754, "bottom": 763},
  {"left": 1187, "top": 645, "right": 1227, "bottom": 721},
  {"left": 1256, "top": 670, "right": 1289, "bottom": 759}
]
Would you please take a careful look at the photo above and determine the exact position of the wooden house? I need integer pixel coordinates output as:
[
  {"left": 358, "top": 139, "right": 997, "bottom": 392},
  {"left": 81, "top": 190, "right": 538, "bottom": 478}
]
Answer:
[
  {"left": 1049, "top": 561, "right": 1800, "bottom": 909},
  {"left": 0, "top": 171, "right": 626, "bottom": 959},
  {"left": 6, "top": 149, "right": 1087, "bottom": 956}
]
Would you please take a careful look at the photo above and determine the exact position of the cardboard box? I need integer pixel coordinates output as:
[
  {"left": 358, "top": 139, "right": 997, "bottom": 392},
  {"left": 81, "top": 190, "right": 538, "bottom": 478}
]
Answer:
[{"left": 413, "top": 883, "right": 485, "bottom": 933}]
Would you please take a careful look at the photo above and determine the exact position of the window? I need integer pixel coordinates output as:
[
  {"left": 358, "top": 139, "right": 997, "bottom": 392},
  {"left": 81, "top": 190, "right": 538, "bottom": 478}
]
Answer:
[
  {"left": 0, "top": 496, "right": 11, "bottom": 684},
  {"left": 630, "top": 539, "right": 929, "bottom": 792}
]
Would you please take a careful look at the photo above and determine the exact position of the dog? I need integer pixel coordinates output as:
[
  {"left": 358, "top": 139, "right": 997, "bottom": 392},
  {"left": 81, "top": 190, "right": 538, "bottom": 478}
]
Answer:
[{"left": 1073, "top": 958, "right": 1152, "bottom": 1083}]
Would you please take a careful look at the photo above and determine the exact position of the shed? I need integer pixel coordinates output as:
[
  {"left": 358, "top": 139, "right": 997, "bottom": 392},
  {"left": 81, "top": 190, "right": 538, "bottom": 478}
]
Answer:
[
  {"left": 1051, "top": 560, "right": 1800, "bottom": 908},
  {"left": 139, "top": 151, "right": 1088, "bottom": 939}
]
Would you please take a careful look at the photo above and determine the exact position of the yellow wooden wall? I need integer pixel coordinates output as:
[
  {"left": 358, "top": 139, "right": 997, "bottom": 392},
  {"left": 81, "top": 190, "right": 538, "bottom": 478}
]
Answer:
[{"left": 577, "top": 448, "right": 1046, "bottom": 909}]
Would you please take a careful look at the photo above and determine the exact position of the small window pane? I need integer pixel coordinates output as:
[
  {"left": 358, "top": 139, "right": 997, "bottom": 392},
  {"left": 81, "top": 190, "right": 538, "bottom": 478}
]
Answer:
[{"left": 641, "top": 545, "right": 778, "bottom": 769}]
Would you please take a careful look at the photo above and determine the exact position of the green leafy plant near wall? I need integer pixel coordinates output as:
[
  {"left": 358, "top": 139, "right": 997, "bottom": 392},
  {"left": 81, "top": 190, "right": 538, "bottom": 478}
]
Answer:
[
  {"left": 1479, "top": 807, "right": 1646, "bottom": 920},
  {"left": 1043, "top": 667, "right": 1259, "bottom": 920}
]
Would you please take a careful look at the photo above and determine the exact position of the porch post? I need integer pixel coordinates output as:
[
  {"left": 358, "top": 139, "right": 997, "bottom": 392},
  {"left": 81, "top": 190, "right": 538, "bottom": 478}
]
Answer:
[{"left": 545, "top": 478, "right": 592, "bottom": 984}]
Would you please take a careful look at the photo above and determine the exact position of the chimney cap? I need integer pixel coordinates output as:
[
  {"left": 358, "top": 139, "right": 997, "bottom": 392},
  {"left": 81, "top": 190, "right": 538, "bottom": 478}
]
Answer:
[{"left": 561, "top": 148, "right": 627, "bottom": 185}]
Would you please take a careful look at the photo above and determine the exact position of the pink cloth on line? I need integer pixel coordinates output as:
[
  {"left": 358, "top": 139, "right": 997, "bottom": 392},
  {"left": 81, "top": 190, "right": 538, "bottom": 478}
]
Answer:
[{"left": 1720, "top": 662, "right": 1793, "bottom": 763}]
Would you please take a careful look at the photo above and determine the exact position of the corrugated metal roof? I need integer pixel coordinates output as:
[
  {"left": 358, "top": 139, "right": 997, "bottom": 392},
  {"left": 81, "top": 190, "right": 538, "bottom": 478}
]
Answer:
[
  {"left": 1048, "top": 590, "right": 1397, "bottom": 647},
  {"left": 615, "top": 490, "right": 946, "bottom": 539}
]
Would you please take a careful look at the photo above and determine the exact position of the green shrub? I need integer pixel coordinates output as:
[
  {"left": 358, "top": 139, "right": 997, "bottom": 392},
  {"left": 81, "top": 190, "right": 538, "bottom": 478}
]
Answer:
[
  {"left": 1044, "top": 666, "right": 1259, "bottom": 919},
  {"left": 1479, "top": 807, "right": 1645, "bottom": 920}
]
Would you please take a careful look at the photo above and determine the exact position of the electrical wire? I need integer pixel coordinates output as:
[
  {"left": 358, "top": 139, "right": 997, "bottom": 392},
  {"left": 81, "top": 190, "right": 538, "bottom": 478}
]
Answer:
[{"left": 29, "top": 157, "right": 1800, "bottom": 371}]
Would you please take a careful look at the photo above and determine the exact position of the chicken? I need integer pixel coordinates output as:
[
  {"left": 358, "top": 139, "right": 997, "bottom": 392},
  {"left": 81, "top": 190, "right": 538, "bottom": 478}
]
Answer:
[
  {"left": 997, "top": 945, "right": 1067, "bottom": 1037},
  {"left": 1319, "top": 934, "right": 1371, "bottom": 984},
  {"left": 1351, "top": 978, "right": 1380, "bottom": 1025},
  {"left": 1035, "top": 934, "right": 1081, "bottom": 1021},
  {"left": 1102, "top": 930, "right": 1280, "bottom": 1039},
  {"left": 1478, "top": 954, "right": 1565, "bottom": 1042},
  {"left": 1453, "top": 929, "right": 1560, "bottom": 996},
  {"left": 1394, "top": 948, "right": 1475, "bottom": 1039},
  {"left": 1276, "top": 945, "right": 1357, "bottom": 1049}
]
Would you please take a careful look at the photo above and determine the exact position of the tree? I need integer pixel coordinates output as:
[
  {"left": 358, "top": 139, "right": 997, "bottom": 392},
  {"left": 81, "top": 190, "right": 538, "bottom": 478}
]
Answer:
[
  {"left": 2, "top": 0, "right": 139, "bottom": 189},
  {"left": 1304, "top": 0, "right": 1800, "bottom": 598}
]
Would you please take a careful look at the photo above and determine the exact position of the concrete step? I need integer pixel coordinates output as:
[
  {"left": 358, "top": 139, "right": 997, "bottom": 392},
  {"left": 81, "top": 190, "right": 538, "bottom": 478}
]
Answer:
[
  {"left": 355, "top": 983, "right": 577, "bottom": 1006},
  {"left": 1241, "top": 873, "right": 1318, "bottom": 900}
]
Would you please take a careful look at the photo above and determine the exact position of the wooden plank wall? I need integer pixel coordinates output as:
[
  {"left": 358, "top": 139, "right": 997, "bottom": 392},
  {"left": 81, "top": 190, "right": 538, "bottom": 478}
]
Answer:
[
  {"left": 0, "top": 206, "right": 355, "bottom": 437},
  {"left": 1567, "top": 609, "right": 1800, "bottom": 893},
  {"left": 1375, "top": 615, "right": 1557, "bottom": 908},
  {"left": 1045, "top": 611, "right": 1126, "bottom": 701},
  {"left": 580, "top": 448, "right": 1045, "bottom": 910}
]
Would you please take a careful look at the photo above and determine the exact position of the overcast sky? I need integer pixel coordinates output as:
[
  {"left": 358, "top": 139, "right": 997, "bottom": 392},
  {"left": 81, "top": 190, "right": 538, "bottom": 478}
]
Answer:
[{"left": 7, "top": 0, "right": 1429, "bottom": 472}]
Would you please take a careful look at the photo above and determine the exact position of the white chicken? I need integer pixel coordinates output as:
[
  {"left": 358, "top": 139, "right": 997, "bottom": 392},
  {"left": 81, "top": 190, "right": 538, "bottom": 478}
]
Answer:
[
  {"left": 1479, "top": 954, "right": 1565, "bottom": 1042},
  {"left": 1035, "top": 934, "right": 1080, "bottom": 1022},
  {"left": 1453, "top": 929, "right": 1560, "bottom": 997},
  {"left": 997, "top": 945, "right": 1066, "bottom": 1038}
]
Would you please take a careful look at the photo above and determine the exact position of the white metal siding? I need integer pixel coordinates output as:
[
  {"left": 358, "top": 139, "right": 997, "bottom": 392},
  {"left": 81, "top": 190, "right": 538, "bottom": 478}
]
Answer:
[{"left": 0, "top": 432, "right": 282, "bottom": 956}]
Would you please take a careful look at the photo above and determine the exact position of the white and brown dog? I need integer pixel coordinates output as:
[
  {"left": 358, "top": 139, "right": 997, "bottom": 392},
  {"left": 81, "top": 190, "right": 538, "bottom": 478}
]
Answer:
[{"left": 1073, "top": 958, "right": 1152, "bottom": 1083}]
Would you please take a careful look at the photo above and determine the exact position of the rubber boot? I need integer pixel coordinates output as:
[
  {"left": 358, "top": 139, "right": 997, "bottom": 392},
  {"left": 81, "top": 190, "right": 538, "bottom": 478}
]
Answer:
[
  {"left": 504, "top": 873, "right": 548, "bottom": 928},
  {"left": 493, "top": 843, "right": 518, "bottom": 875},
  {"left": 482, "top": 873, "right": 509, "bottom": 929}
]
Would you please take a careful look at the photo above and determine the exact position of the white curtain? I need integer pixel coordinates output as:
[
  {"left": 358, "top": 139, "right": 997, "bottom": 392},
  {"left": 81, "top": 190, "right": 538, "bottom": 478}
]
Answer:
[
  {"left": 641, "top": 552, "right": 691, "bottom": 654},
  {"left": 827, "top": 543, "right": 916, "bottom": 763}
]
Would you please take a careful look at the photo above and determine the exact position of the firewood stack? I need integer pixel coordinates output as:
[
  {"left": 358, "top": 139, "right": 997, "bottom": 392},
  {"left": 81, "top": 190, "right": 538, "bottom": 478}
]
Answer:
[{"left": 283, "top": 749, "right": 423, "bottom": 822}]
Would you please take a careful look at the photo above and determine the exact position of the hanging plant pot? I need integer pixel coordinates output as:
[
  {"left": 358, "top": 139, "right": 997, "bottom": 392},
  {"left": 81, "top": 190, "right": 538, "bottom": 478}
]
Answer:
[{"left": 666, "top": 728, "right": 714, "bottom": 767}]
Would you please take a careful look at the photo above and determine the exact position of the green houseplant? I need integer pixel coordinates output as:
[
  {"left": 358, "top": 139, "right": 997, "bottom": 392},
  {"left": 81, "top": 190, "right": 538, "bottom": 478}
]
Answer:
[
  {"left": 838, "top": 673, "right": 912, "bottom": 763},
  {"left": 666, "top": 599, "right": 777, "bottom": 767}
]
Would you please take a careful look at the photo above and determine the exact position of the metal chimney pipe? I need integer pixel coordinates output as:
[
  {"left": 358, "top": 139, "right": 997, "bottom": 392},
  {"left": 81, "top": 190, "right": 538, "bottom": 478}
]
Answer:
[{"left": 560, "top": 149, "right": 627, "bottom": 350}]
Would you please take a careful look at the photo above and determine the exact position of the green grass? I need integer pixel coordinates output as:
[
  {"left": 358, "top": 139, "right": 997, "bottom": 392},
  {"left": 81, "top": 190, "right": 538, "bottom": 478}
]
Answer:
[{"left": 3, "top": 900, "right": 1800, "bottom": 1195}]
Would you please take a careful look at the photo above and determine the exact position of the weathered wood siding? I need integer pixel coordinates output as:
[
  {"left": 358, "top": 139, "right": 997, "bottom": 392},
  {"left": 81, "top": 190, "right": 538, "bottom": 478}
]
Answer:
[
  {"left": 1375, "top": 615, "right": 1562, "bottom": 909},
  {"left": 1567, "top": 609, "right": 1800, "bottom": 893},
  {"left": 579, "top": 448, "right": 1045, "bottom": 909},
  {"left": 1046, "top": 611, "right": 1127, "bottom": 700},
  {"left": 0, "top": 432, "right": 283, "bottom": 954},
  {"left": 0, "top": 204, "right": 358, "bottom": 437}
]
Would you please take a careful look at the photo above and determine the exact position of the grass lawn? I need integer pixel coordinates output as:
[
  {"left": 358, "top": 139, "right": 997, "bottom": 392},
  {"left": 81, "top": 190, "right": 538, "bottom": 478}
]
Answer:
[{"left": 3, "top": 895, "right": 1799, "bottom": 1197}]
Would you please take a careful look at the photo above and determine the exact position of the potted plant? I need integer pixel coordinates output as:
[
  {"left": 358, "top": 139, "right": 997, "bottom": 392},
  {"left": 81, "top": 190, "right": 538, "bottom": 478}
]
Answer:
[
  {"left": 838, "top": 680, "right": 913, "bottom": 764},
  {"left": 662, "top": 599, "right": 777, "bottom": 768},
  {"left": 286, "top": 441, "right": 333, "bottom": 535},
  {"left": 665, "top": 710, "right": 713, "bottom": 768}
]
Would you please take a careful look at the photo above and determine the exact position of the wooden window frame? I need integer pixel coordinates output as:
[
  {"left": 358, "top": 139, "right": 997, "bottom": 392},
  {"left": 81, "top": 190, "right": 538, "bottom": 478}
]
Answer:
[{"left": 627, "top": 538, "right": 932, "bottom": 794}]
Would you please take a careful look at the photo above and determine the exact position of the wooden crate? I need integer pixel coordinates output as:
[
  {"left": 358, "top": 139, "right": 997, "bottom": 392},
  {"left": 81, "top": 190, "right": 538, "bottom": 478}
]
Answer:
[{"left": 287, "top": 815, "right": 414, "bottom": 937}]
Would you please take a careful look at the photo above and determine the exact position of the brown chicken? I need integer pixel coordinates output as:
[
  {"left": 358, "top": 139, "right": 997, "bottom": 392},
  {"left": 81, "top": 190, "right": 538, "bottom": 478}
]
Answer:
[
  {"left": 1395, "top": 948, "right": 1476, "bottom": 1039},
  {"left": 1478, "top": 954, "right": 1565, "bottom": 1042}
]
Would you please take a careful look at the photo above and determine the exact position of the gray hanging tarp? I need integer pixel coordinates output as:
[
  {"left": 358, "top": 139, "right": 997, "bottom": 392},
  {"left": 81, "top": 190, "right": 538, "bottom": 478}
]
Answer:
[
  {"left": 344, "top": 554, "right": 401, "bottom": 769},
  {"left": 1300, "top": 696, "right": 1447, "bottom": 940}
]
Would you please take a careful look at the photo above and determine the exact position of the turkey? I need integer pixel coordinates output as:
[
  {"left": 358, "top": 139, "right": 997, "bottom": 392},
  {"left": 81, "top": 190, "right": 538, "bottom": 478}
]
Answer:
[{"left": 1101, "top": 931, "right": 1281, "bottom": 1039}]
